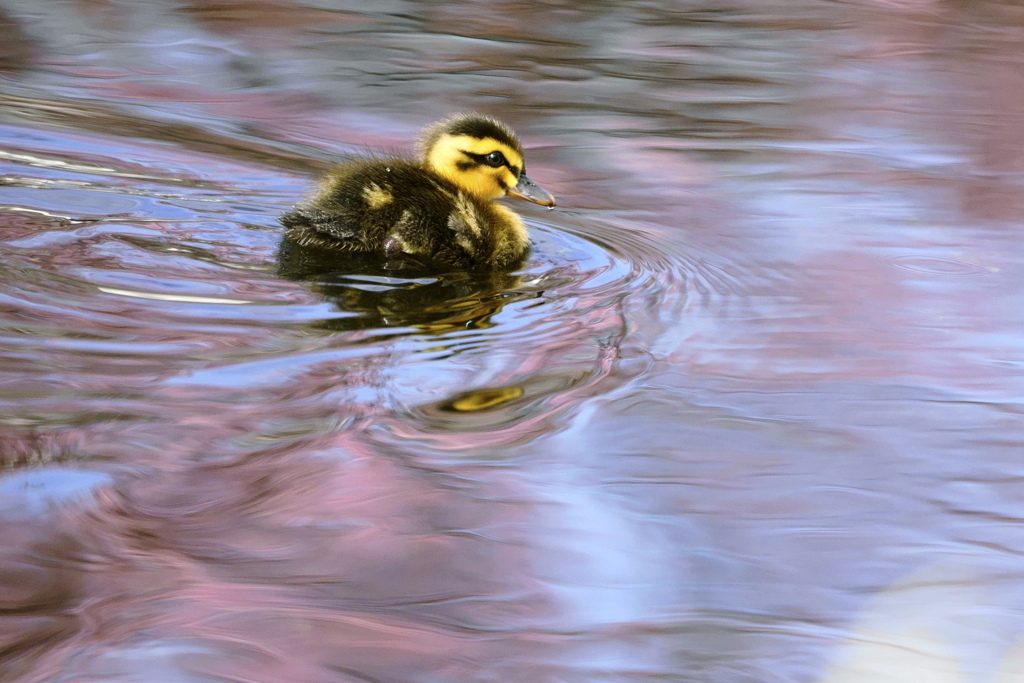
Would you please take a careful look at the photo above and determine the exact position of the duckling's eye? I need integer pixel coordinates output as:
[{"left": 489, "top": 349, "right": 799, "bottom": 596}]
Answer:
[{"left": 484, "top": 151, "right": 506, "bottom": 168}]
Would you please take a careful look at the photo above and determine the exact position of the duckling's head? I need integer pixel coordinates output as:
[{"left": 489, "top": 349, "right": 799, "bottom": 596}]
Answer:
[{"left": 419, "top": 113, "right": 555, "bottom": 208}]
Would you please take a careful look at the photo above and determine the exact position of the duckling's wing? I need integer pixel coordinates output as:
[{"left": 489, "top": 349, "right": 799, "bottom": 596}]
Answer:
[
  {"left": 279, "top": 204, "right": 358, "bottom": 240},
  {"left": 280, "top": 159, "right": 410, "bottom": 251},
  {"left": 278, "top": 202, "right": 368, "bottom": 252}
]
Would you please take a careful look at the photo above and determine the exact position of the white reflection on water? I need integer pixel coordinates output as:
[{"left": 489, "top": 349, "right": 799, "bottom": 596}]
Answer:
[
  {"left": 96, "top": 286, "right": 252, "bottom": 304},
  {"left": 824, "top": 559, "right": 1024, "bottom": 683}
]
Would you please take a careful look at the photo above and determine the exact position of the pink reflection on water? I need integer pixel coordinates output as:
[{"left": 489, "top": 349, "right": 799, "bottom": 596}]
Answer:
[{"left": 0, "top": 436, "right": 571, "bottom": 681}]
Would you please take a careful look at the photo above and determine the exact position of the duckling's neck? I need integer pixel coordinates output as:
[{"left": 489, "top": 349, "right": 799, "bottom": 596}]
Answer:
[{"left": 432, "top": 169, "right": 500, "bottom": 203}]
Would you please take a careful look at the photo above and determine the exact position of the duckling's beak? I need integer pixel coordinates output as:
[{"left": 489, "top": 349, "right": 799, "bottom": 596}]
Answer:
[{"left": 507, "top": 173, "right": 556, "bottom": 207}]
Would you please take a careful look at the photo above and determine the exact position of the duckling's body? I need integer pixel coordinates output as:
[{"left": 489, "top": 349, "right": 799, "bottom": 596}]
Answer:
[
  {"left": 281, "top": 157, "right": 531, "bottom": 269},
  {"left": 279, "top": 114, "right": 554, "bottom": 271}
]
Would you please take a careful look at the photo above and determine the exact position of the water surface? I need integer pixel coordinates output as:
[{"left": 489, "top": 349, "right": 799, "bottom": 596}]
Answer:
[{"left": 2, "top": 1, "right": 1024, "bottom": 681}]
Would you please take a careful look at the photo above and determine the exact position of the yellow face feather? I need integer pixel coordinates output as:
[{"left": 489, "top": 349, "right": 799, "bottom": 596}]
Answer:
[{"left": 425, "top": 134, "right": 524, "bottom": 200}]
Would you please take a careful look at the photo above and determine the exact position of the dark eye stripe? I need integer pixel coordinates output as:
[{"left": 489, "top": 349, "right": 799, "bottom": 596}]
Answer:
[{"left": 461, "top": 150, "right": 520, "bottom": 177}]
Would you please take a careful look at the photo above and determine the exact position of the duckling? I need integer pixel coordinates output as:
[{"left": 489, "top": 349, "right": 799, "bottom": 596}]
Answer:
[{"left": 279, "top": 113, "right": 555, "bottom": 271}]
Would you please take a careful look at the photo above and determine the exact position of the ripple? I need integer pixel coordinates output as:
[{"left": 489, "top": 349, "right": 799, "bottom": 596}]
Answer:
[
  {"left": 889, "top": 255, "right": 997, "bottom": 278},
  {"left": 358, "top": 211, "right": 715, "bottom": 453},
  {"left": 0, "top": 118, "right": 733, "bottom": 457},
  {"left": 95, "top": 286, "right": 251, "bottom": 305}
]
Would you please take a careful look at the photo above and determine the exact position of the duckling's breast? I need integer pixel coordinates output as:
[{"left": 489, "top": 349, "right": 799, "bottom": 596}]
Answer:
[{"left": 485, "top": 203, "right": 531, "bottom": 269}]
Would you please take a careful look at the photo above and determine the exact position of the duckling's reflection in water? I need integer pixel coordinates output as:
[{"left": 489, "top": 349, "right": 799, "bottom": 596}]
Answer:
[{"left": 277, "top": 236, "right": 528, "bottom": 334}]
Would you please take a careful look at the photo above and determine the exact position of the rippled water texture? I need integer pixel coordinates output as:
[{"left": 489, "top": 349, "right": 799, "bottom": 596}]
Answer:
[{"left": 3, "top": 1, "right": 1024, "bottom": 681}]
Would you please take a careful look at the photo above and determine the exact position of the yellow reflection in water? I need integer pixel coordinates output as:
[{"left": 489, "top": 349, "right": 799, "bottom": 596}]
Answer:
[{"left": 443, "top": 386, "right": 525, "bottom": 412}]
